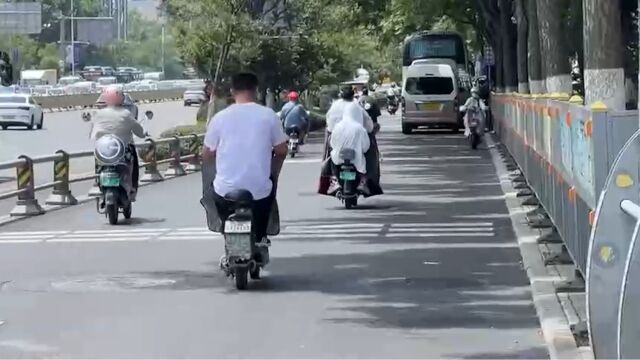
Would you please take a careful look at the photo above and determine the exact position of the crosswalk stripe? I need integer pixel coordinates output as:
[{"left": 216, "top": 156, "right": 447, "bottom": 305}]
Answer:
[{"left": 0, "top": 221, "right": 498, "bottom": 244}]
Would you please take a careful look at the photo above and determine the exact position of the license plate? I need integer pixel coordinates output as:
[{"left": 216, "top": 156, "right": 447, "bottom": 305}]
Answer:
[
  {"left": 340, "top": 171, "right": 356, "bottom": 181},
  {"left": 224, "top": 220, "right": 251, "bottom": 234},
  {"left": 290, "top": 139, "right": 299, "bottom": 143},
  {"left": 99, "top": 173, "right": 120, "bottom": 187},
  {"left": 225, "top": 233, "right": 252, "bottom": 258},
  {"left": 418, "top": 102, "right": 441, "bottom": 111}
]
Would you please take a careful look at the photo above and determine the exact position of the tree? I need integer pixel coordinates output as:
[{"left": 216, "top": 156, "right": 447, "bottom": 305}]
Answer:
[
  {"left": 583, "top": 0, "right": 625, "bottom": 109},
  {"left": 537, "top": 0, "right": 572, "bottom": 93},
  {"left": 515, "top": 0, "right": 529, "bottom": 93},
  {"left": 498, "top": 0, "right": 517, "bottom": 92},
  {"left": 527, "top": 0, "right": 545, "bottom": 94}
]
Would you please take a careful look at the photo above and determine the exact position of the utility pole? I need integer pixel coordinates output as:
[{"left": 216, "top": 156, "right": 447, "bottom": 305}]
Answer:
[
  {"left": 161, "top": 24, "right": 165, "bottom": 75},
  {"left": 70, "top": 0, "right": 75, "bottom": 75}
]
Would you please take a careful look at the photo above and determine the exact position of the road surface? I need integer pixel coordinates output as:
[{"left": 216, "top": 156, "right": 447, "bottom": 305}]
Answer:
[
  {"left": 0, "top": 115, "right": 548, "bottom": 358},
  {"left": 0, "top": 101, "right": 199, "bottom": 216}
]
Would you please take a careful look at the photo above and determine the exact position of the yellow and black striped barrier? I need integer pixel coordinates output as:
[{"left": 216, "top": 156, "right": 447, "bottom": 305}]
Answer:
[
  {"left": 186, "top": 134, "right": 202, "bottom": 172},
  {"left": 164, "top": 136, "right": 187, "bottom": 177},
  {"left": 46, "top": 151, "right": 78, "bottom": 206},
  {"left": 9, "top": 155, "right": 44, "bottom": 216},
  {"left": 140, "top": 139, "right": 164, "bottom": 183}
]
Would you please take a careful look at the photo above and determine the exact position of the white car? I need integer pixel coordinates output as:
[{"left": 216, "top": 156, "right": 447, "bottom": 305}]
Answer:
[
  {"left": 0, "top": 94, "right": 44, "bottom": 130},
  {"left": 183, "top": 90, "right": 206, "bottom": 106}
]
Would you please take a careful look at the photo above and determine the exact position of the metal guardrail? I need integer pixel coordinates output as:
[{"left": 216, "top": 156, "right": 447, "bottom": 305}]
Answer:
[
  {"left": 492, "top": 93, "right": 640, "bottom": 359},
  {"left": 32, "top": 88, "right": 186, "bottom": 111},
  {"left": 0, "top": 133, "right": 204, "bottom": 217}
]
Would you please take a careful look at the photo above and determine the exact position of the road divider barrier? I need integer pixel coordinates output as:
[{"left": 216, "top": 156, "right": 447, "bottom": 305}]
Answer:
[
  {"left": 492, "top": 93, "right": 640, "bottom": 359},
  {"left": 0, "top": 133, "right": 205, "bottom": 217},
  {"left": 34, "top": 89, "right": 185, "bottom": 111}
]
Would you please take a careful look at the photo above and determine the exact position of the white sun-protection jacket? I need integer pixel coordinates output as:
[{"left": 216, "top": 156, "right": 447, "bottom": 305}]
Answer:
[
  {"left": 326, "top": 99, "right": 374, "bottom": 133},
  {"left": 330, "top": 103, "right": 371, "bottom": 174}
]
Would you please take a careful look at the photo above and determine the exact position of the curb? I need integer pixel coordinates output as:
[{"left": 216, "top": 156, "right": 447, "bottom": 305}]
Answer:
[{"left": 486, "top": 135, "right": 594, "bottom": 360}]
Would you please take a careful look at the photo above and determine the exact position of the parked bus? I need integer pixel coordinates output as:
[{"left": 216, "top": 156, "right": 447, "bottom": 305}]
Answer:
[{"left": 402, "top": 31, "right": 470, "bottom": 82}]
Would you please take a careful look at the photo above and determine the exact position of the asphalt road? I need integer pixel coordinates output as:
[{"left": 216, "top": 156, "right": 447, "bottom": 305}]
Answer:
[
  {"left": 0, "top": 101, "right": 199, "bottom": 216},
  {"left": 0, "top": 115, "right": 548, "bottom": 358}
]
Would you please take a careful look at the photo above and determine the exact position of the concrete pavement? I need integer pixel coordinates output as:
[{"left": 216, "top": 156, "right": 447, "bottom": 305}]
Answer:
[{"left": 0, "top": 115, "right": 548, "bottom": 358}]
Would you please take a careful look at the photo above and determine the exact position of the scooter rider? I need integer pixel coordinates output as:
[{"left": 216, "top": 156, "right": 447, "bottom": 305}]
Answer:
[
  {"left": 358, "top": 88, "right": 382, "bottom": 124},
  {"left": 202, "top": 72, "right": 288, "bottom": 247},
  {"left": 90, "top": 86, "right": 147, "bottom": 191},
  {"left": 460, "top": 86, "right": 488, "bottom": 136},
  {"left": 280, "top": 91, "right": 310, "bottom": 144}
]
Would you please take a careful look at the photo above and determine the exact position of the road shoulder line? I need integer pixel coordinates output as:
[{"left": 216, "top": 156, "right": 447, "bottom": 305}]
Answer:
[{"left": 486, "top": 134, "right": 594, "bottom": 360}]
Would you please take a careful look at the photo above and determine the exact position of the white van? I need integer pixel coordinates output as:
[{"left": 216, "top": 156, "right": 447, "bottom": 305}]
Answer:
[{"left": 401, "top": 62, "right": 462, "bottom": 134}]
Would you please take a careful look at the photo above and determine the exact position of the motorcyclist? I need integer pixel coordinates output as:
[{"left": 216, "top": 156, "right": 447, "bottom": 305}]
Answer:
[
  {"left": 280, "top": 91, "right": 310, "bottom": 144},
  {"left": 328, "top": 102, "right": 371, "bottom": 195},
  {"left": 326, "top": 86, "right": 374, "bottom": 133},
  {"left": 386, "top": 83, "right": 400, "bottom": 107},
  {"left": 358, "top": 88, "right": 382, "bottom": 124},
  {"left": 90, "top": 86, "right": 147, "bottom": 192},
  {"left": 460, "top": 86, "right": 488, "bottom": 136}
]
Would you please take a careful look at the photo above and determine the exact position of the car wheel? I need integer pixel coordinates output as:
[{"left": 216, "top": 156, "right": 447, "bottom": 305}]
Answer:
[
  {"left": 37, "top": 114, "right": 44, "bottom": 130},
  {"left": 401, "top": 123, "right": 413, "bottom": 135},
  {"left": 27, "top": 116, "right": 34, "bottom": 130},
  {"left": 0, "top": 125, "right": 6, "bottom": 130}
]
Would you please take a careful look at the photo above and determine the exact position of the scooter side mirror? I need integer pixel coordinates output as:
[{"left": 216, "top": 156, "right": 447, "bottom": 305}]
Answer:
[{"left": 144, "top": 110, "right": 154, "bottom": 120}]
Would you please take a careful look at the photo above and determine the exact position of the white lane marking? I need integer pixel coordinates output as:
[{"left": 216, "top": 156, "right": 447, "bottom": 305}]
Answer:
[
  {"left": 389, "top": 228, "right": 494, "bottom": 233},
  {"left": 391, "top": 222, "right": 493, "bottom": 227},
  {"left": 72, "top": 228, "right": 171, "bottom": 234},
  {"left": 383, "top": 156, "right": 482, "bottom": 161},
  {"left": 0, "top": 235, "right": 57, "bottom": 240},
  {"left": 387, "top": 232, "right": 495, "bottom": 237},
  {"left": 285, "top": 158, "right": 322, "bottom": 164},
  {"left": 0, "top": 231, "right": 69, "bottom": 236},
  {"left": 59, "top": 232, "right": 162, "bottom": 238},
  {"left": 0, "top": 221, "right": 498, "bottom": 243},
  {"left": 47, "top": 237, "right": 153, "bottom": 243},
  {"left": 285, "top": 223, "right": 382, "bottom": 229}
]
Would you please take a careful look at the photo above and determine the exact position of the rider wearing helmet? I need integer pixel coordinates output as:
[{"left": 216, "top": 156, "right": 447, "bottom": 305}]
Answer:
[
  {"left": 90, "top": 86, "right": 147, "bottom": 191},
  {"left": 280, "top": 90, "right": 310, "bottom": 144},
  {"left": 460, "top": 86, "right": 488, "bottom": 136}
]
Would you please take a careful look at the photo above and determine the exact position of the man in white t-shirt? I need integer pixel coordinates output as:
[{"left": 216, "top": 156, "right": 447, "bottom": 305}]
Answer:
[{"left": 202, "top": 73, "right": 288, "bottom": 245}]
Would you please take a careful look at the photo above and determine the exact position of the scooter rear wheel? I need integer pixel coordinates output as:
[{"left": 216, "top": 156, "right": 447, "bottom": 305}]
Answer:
[
  {"left": 107, "top": 204, "right": 118, "bottom": 225},
  {"left": 345, "top": 197, "right": 357, "bottom": 209}
]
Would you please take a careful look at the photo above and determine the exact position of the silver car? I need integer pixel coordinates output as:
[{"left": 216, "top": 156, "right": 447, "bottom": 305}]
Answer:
[{"left": 183, "top": 90, "right": 206, "bottom": 106}]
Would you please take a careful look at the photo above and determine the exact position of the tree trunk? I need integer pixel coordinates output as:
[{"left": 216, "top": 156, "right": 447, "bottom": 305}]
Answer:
[
  {"left": 583, "top": 0, "right": 625, "bottom": 109},
  {"left": 515, "top": 0, "right": 530, "bottom": 93},
  {"left": 499, "top": 0, "right": 518, "bottom": 92},
  {"left": 537, "top": 0, "right": 572, "bottom": 93},
  {"left": 527, "top": 0, "right": 545, "bottom": 93},
  {"left": 620, "top": 0, "right": 638, "bottom": 109},
  {"left": 494, "top": 38, "right": 505, "bottom": 92},
  {"left": 206, "top": 26, "right": 234, "bottom": 122}
]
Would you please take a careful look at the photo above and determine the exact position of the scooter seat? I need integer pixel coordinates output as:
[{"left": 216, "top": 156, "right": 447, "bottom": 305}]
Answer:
[{"left": 224, "top": 189, "right": 254, "bottom": 205}]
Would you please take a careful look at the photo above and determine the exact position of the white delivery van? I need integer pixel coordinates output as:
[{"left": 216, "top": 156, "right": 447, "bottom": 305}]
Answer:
[{"left": 401, "top": 61, "right": 462, "bottom": 134}]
